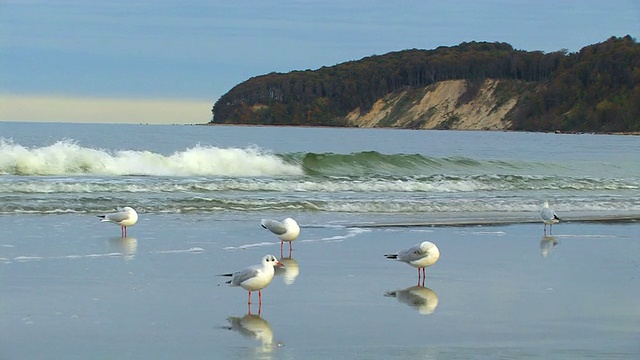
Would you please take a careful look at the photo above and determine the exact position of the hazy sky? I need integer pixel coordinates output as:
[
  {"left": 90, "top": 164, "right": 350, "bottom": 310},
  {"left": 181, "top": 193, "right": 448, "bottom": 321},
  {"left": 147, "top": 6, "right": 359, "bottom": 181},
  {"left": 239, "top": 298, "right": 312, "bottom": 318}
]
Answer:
[{"left": 1, "top": 0, "right": 638, "bottom": 124}]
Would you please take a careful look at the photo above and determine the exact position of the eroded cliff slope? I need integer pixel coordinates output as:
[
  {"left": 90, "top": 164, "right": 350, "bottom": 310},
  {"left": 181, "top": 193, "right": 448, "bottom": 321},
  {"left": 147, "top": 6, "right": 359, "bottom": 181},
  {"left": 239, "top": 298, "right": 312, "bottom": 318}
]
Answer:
[{"left": 345, "top": 79, "right": 520, "bottom": 130}]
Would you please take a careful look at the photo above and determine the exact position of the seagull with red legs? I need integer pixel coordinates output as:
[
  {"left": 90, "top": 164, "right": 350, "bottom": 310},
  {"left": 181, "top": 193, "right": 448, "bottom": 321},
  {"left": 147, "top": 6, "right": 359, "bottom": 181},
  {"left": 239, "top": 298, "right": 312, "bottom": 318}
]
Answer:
[
  {"left": 220, "top": 255, "right": 283, "bottom": 313},
  {"left": 385, "top": 241, "right": 440, "bottom": 286},
  {"left": 261, "top": 217, "right": 300, "bottom": 256},
  {"left": 98, "top": 206, "right": 138, "bottom": 237}
]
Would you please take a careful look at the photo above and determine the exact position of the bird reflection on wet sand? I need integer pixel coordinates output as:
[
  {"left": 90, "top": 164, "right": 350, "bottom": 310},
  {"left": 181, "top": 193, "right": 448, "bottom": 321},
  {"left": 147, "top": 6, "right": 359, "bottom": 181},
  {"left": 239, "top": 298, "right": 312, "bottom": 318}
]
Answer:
[
  {"left": 385, "top": 285, "right": 439, "bottom": 315},
  {"left": 274, "top": 256, "right": 299, "bottom": 285},
  {"left": 106, "top": 236, "right": 137, "bottom": 261},
  {"left": 225, "top": 313, "right": 281, "bottom": 353},
  {"left": 540, "top": 235, "right": 558, "bottom": 257}
]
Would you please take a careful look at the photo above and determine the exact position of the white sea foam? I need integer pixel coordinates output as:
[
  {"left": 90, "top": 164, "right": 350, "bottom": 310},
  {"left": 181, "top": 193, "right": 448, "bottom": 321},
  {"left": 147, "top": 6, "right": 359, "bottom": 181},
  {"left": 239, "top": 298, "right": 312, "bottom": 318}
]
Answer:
[
  {"left": 14, "top": 256, "right": 45, "bottom": 262},
  {"left": 456, "top": 230, "right": 508, "bottom": 236},
  {"left": 0, "top": 139, "right": 302, "bottom": 177},
  {"left": 85, "top": 253, "right": 123, "bottom": 258},
  {"left": 222, "top": 242, "right": 275, "bottom": 251},
  {"left": 8, "top": 247, "right": 204, "bottom": 263},
  {"left": 300, "top": 227, "right": 371, "bottom": 244},
  {"left": 152, "top": 247, "right": 205, "bottom": 254},
  {"left": 553, "top": 234, "right": 622, "bottom": 239}
]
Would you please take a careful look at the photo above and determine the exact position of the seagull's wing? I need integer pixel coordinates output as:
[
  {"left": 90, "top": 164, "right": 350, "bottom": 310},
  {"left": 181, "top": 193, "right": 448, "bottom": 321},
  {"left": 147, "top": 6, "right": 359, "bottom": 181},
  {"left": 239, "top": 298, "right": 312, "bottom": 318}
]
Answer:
[
  {"left": 105, "top": 211, "right": 130, "bottom": 223},
  {"left": 261, "top": 219, "right": 288, "bottom": 235},
  {"left": 396, "top": 244, "right": 425, "bottom": 262},
  {"left": 230, "top": 267, "right": 260, "bottom": 286},
  {"left": 540, "top": 208, "right": 554, "bottom": 221}
]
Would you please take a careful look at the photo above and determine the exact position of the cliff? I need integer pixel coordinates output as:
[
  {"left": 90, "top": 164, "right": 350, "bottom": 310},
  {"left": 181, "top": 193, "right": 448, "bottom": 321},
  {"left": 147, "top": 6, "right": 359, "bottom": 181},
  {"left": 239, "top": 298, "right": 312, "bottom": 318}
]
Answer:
[
  {"left": 211, "top": 36, "right": 640, "bottom": 133},
  {"left": 345, "top": 79, "right": 530, "bottom": 130}
]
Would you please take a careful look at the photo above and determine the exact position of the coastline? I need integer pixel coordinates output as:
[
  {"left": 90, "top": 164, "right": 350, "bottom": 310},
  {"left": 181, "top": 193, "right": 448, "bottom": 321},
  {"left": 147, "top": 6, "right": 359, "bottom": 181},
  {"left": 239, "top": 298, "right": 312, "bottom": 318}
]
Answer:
[{"left": 200, "top": 122, "right": 640, "bottom": 135}]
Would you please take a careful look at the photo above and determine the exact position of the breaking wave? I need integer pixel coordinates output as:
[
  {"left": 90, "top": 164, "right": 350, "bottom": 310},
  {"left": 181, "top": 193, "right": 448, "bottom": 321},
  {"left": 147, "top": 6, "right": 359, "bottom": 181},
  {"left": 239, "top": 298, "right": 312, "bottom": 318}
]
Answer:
[
  {"left": 0, "top": 139, "right": 302, "bottom": 177},
  {"left": 0, "top": 139, "right": 571, "bottom": 178}
]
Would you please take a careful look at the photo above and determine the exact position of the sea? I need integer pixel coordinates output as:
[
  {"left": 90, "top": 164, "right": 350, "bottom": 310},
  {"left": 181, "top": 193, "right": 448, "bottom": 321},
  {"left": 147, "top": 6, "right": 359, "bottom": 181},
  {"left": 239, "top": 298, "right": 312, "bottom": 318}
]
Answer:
[
  {"left": 1, "top": 122, "right": 639, "bottom": 359},
  {"left": 1, "top": 122, "right": 639, "bottom": 223}
]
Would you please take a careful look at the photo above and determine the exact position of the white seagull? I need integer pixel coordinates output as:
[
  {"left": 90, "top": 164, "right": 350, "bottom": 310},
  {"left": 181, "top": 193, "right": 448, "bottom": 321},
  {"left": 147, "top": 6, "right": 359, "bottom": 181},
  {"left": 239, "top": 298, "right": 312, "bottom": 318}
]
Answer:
[
  {"left": 385, "top": 241, "right": 440, "bottom": 285},
  {"left": 260, "top": 218, "right": 300, "bottom": 255},
  {"left": 220, "top": 255, "right": 283, "bottom": 306},
  {"left": 98, "top": 207, "right": 138, "bottom": 237},
  {"left": 540, "top": 201, "right": 561, "bottom": 235}
]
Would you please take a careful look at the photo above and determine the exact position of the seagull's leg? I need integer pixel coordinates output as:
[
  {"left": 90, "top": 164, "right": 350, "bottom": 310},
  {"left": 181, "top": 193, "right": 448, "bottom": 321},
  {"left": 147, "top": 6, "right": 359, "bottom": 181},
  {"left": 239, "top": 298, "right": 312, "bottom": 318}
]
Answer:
[
  {"left": 258, "top": 302, "right": 262, "bottom": 316},
  {"left": 258, "top": 290, "right": 263, "bottom": 305},
  {"left": 280, "top": 241, "right": 284, "bottom": 257},
  {"left": 288, "top": 245, "right": 292, "bottom": 258},
  {"left": 550, "top": 224, "right": 553, "bottom": 235},
  {"left": 247, "top": 291, "right": 252, "bottom": 305},
  {"left": 544, "top": 224, "right": 547, "bottom": 235}
]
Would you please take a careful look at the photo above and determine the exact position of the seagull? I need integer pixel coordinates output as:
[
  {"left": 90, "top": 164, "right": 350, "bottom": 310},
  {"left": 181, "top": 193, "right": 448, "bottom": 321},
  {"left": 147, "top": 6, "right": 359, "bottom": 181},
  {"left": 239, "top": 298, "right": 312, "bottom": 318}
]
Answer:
[
  {"left": 220, "top": 255, "right": 283, "bottom": 307},
  {"left": 260, "top": 218, "right": 300, "bottom": 255},
  {"left": 98, "top": 207, "right": 138, "bottom": 237},
  {"left": 540, "top": 201, "right": 561, "bottom": 235},
  {"left": 385, "top": 241, "right": 440, "bottom": 286}
]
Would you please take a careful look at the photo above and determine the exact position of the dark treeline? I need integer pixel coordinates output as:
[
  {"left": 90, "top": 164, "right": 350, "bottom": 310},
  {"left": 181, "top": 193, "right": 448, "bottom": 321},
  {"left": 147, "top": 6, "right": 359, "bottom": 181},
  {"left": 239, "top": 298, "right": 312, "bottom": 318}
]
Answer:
[
  {"left": 211, "top": 36, "right": 640, "bottom": 132},
  {"left": 512, "top": 35, "right": 640, "bottom": 132}
]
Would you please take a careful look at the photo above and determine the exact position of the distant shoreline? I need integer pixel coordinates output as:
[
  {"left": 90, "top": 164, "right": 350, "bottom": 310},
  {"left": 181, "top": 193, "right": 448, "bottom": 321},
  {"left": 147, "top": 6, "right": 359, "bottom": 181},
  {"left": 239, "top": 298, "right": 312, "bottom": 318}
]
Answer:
[{"left": 199, "top": 122, "right": 640, "bottom": 135}]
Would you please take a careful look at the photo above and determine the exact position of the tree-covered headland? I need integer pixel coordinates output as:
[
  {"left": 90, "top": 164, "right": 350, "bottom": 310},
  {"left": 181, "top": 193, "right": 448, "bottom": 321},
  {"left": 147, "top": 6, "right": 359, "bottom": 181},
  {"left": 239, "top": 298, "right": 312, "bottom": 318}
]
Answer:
[{"left": 211, "top": 36, "right": 639, "bottom": 133}]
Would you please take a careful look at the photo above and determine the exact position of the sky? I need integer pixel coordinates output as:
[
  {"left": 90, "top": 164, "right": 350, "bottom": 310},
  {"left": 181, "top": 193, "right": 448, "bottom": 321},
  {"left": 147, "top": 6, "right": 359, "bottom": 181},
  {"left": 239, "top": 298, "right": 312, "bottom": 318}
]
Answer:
[{"left": 1, "top": 1, "right": 638, "bottom": 125}]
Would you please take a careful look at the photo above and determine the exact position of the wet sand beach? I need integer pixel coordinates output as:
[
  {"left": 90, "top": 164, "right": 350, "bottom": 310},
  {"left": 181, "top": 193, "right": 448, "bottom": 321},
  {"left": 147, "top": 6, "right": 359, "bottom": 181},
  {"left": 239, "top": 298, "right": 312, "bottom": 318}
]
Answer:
[{"left": 1, "top": 214, "right": 638, "bottom": 359}]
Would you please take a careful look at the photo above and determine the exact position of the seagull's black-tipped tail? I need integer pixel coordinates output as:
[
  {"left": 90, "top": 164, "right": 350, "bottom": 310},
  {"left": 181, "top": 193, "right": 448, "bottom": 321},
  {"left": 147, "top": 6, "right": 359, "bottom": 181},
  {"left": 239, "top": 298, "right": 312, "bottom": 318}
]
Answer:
[
  {"left": 554, "top": 214, "right": 561, "bottom": 221},
  {"left": 384, "top": 254, "right": 398, "bottom": 260},
  {"left": 261, "top": 224, "right": 267, "bottom": 229},
  {"left": 218, "top": 273, "right": 233, "bottom": 284},
  {"left": 97, "top": 215, "right": 105, "bottom": 219},
  {"left": 384, "top": 291, "right": 397, "bottom": 298}
]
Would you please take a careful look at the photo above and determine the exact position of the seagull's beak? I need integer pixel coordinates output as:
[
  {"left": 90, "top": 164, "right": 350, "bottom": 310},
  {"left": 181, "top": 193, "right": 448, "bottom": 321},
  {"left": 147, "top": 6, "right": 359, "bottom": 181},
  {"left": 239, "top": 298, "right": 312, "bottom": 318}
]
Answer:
[{"left": 276, "top": 261, "right": 285, "bottom": 267}]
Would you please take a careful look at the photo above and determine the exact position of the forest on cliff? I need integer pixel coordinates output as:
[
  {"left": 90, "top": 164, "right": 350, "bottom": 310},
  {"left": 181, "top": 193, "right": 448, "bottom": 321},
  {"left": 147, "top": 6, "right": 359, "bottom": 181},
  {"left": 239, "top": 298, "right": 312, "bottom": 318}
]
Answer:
[{"left": 211, "top": 36, "right": 639, "bottom": 133}]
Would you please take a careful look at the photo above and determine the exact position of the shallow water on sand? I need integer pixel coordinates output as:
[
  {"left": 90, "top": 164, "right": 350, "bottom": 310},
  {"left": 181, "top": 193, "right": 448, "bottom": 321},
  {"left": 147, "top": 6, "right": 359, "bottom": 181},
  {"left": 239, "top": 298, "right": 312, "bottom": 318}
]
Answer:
[{"left": 1, "top": 214, "right": 638, "bottom": 359}]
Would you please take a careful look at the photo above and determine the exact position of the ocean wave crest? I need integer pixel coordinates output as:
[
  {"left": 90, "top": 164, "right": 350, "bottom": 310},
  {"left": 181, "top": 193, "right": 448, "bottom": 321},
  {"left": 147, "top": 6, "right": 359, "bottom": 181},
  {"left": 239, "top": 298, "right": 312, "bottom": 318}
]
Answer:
[
  {"left": 291, "top": 151, "right": 543, "bottom": 176},
  {"left": 0, "top": 139, "right": 302, "bottom": 177}
]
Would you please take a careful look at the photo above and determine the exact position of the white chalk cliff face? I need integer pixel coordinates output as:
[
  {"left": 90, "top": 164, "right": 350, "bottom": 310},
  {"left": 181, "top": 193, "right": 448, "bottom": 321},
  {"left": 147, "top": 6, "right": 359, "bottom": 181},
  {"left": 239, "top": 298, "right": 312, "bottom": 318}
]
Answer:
[{"left": 345, "top": 79, "right": 519, "bottom": 130}]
